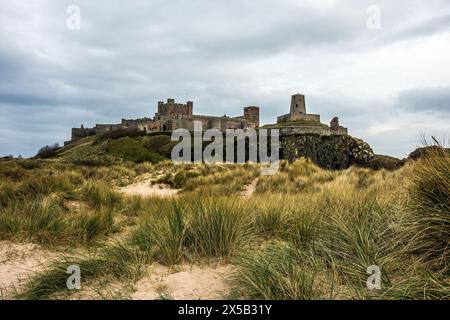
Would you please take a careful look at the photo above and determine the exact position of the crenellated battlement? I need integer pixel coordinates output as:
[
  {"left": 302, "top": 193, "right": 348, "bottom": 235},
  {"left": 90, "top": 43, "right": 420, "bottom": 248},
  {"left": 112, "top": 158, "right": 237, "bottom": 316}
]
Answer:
[{"left": 156, "top": 99, "right": 193, "bottom": 119}]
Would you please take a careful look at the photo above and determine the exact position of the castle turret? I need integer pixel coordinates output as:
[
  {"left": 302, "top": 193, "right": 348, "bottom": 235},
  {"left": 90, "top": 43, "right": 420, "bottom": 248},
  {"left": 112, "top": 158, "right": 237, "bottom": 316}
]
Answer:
[
  {"left": 244, "top": 106, "right": 260, "bottom": 128},
  {"left": 186, "top": 101, "right": 193, "bottom": 115}
]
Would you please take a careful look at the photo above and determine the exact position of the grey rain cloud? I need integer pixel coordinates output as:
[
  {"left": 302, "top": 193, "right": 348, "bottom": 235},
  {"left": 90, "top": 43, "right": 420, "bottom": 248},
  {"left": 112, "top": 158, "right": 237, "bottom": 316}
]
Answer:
[
  {"left": 0, "top": 0, "right": 449, "bottom": 158},
  {"left": 398, "top": 87, "right": 450, "bottom": 113}
]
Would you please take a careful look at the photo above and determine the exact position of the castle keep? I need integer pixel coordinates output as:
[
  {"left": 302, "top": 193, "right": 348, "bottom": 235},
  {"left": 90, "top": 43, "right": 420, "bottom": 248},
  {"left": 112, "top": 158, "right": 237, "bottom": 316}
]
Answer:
[
  {"left": 69, "top": 93, "right": 347, "bottom": 143},
  {"left": 154, "top": 99, "right": 259, "bottom": 131}
]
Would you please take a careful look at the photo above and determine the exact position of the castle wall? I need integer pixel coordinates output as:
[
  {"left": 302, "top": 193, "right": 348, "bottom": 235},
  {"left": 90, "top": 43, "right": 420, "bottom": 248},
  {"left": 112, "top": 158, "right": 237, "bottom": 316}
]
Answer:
[
  {"left": 278, "top": 126, "right": 348, "bottom": 136},
  {"left": 72, "top": 127, "right": 97, "bottom": 140},
  {"left": 121, "top": 117, "right": 154, "bottom": 127},
  {"left": 71, "top": 119, "right": 158, "bottom": 141},
  {"left": 121, "top": 118, "right": 160, "bottom": 132},
  {"left": 167, "top": 115, "right": 249, "bottom": 131},
  {"left": 277, "top": 113, "right": 320, "bottom": 123},
  {"left": 277, "top": 114, "right": 290, "bottom": 123},
  {"left": 71, "top": 123, "right": 123, "bottom": 141},
  {"left": 289, "top": 113, "right": 320, "bottom": 122},
  {"left": 220, "top": 119, "right": 249, "bottom": 130},
  {"left": 94, "top": 124, "right": 123, "bottom": 132}
]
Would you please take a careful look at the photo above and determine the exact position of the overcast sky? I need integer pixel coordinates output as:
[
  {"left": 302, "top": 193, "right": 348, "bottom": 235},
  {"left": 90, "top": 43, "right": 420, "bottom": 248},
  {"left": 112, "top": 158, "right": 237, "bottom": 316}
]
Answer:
[{"left": 1, "top": 0, "right": 449, "bottom": 158}]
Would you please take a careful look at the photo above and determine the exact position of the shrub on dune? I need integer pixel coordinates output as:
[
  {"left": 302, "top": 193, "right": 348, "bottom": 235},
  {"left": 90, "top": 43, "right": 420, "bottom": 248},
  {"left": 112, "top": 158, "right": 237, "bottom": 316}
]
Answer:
[
  {"left": 405, "top": 147, "right": 450, "bottom": 271},
  {"left": 81, "top": 181, "right": 123, "bottom": 208},
  {"left": 132, "top": 200, "right": 187, "bottom": 265},
  {"left": 232, "top": 242, "right": 318, "bottom": 300},
  {"left": 187, "top": 197, "right": 254, "bottom": 258}
]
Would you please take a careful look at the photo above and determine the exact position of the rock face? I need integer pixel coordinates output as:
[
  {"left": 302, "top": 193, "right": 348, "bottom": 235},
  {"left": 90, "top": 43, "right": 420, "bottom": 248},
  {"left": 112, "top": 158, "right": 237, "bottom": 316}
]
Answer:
[{"left": 280, "top": 133, "right": 374, "bottom": 169}]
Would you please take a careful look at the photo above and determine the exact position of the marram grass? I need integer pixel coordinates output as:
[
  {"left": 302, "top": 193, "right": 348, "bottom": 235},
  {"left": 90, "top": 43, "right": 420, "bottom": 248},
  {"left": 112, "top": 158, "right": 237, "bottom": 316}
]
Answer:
[{"left": 1, "top": 150, "right": 449, "bottom": 300}]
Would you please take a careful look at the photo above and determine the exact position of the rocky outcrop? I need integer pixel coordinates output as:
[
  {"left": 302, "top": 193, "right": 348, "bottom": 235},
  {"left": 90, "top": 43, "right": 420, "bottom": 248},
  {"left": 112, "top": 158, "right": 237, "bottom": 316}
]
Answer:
[
  {"left": 280, "top": 133, "right": 374, "bottom": 169},
  {"left": 364, "top": 155, "right": 404, "bottom": 170}
]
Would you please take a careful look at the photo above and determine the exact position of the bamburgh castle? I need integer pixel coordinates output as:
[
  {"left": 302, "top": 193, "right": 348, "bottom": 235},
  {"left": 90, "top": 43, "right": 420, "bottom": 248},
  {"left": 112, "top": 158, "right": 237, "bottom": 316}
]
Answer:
[
  {"left": 71, "top": 99, "right": 259, "bottom": 142},
  {"left": 69, "top": 93, "right": 347, "bottom": 142}
]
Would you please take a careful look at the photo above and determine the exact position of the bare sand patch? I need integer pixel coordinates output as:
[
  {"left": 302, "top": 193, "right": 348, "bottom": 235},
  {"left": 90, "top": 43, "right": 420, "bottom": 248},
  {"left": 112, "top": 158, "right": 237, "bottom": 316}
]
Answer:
[
  {"left": 64, "top": 200, "right": 89, "bottom": 212},
  {"left": 133, "top": 264, "right": 231, "bottom": 300},
  {"left": 241, "top": 178, "right": 259, "bottom": 198},
  {"left": 120, "top": 181, "right": 180, "bottom": 198},
  {"left": 0, "top": 241, "right": 56, "bottom": 297}
]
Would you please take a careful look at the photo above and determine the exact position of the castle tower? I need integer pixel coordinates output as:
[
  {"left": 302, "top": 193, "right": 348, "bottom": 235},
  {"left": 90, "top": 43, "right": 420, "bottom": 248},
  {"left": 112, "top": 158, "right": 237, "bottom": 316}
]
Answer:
[
  {"left": 167, "top": 98, "right": 175, "bottom": 116},
  {"left": 186, "top": 101, "right": 193, "bottom": 115},
  {"left": 244, "top": 106, "right": 260, "bottom": 128},
  {"left": 157, "top": 101, "right": 164, "bottom": 113},
  {"left": 155, "top": 99, "right": 194, "bottom": 119},
  {"left": 290, "top": 94, "right": 306, "bottom": 116}
]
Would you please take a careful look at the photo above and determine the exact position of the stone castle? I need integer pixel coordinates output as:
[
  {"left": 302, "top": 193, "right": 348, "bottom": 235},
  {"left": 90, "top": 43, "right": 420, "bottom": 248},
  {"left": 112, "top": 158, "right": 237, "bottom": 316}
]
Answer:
[
  {"left": 69, "top": 93, "right": 347, "bottom": 143},
  {"left": 70, "top": 99, "right": 259, "bottom": 142}
]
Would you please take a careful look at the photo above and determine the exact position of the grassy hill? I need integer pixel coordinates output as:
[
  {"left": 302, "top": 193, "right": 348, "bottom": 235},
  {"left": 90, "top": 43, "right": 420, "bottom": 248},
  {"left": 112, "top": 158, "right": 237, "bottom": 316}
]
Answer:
[{"left": 54, "top": 134, "right": 175, "bottom": 165}]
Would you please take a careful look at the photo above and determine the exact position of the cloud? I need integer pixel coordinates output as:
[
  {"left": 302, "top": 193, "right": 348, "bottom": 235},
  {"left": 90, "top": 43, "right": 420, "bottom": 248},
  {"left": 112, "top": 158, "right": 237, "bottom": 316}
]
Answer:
[
  {"left": 398, "top": 87, "right": 450, "bottom": 113},
  {"left": 0, "top": 0, "right": 450, "bottom": 158},
  {"left": 384, "top": 13, "right": 450, "bottom": 44}
]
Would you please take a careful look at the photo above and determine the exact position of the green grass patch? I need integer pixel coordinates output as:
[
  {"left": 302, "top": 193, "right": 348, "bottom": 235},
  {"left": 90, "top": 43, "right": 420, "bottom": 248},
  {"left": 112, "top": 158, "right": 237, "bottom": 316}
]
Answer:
[{"left": 105, "top": 137, "right": 164, "bottom": 163}]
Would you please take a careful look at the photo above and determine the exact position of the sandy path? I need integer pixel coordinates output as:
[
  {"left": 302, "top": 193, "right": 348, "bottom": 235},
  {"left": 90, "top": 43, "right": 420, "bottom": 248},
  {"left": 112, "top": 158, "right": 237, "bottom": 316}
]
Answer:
[
  {"left": 120, "top": 182, "right": 180, "bottom": 198},
  {"left": 133, "top": 264, "right": 231, "bottom": 300},
  {"left": 0, "top": 241, "right": 56, "bottom": 298}
]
